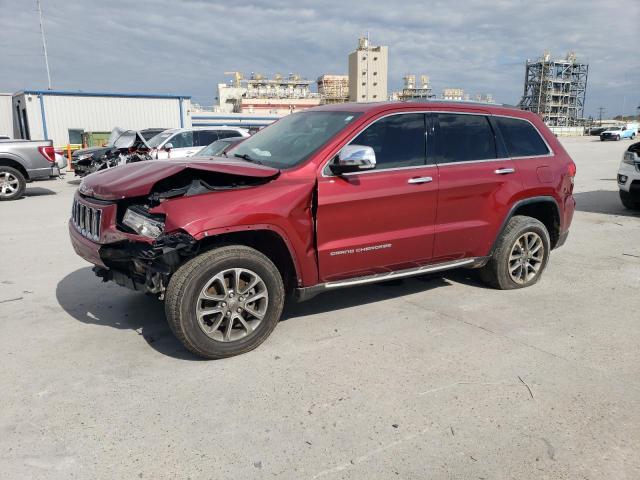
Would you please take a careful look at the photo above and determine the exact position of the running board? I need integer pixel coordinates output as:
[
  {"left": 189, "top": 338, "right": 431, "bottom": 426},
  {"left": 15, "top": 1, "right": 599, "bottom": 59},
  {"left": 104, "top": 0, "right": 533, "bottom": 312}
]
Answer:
[{"left": 295, "top": 258, "right": 481, "bottom": 302}]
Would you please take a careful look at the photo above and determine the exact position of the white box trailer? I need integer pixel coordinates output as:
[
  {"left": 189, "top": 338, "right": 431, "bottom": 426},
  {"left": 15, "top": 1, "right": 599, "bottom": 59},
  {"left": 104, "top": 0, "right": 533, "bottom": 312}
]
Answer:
[
  {"left": 0, "top": 93, "right": 13, "bottom": 138},
  {"left": 12, "top": 90, "right": 192, "bottom": 146}
]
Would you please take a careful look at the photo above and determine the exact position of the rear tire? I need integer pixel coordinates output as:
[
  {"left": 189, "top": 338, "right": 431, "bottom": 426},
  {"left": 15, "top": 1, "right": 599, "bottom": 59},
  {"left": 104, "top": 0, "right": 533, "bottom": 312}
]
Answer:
[
  {"left": 0, "top": 166, "right": 26, "bottom": 201},
  {"left": 620, "top": 190, "right": 640, "bottom": 210},
  {"left": 165, "top": 245, "right": 285, "bottom": 359},
  {"left": 479, "top": 216, "right": 551, "bottom": 290}
]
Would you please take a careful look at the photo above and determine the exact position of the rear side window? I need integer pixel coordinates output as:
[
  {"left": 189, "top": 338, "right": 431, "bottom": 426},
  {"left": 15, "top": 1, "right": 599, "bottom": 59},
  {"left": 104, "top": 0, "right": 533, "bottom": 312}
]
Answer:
[
  {"left": 494, "top": 117, "right": 549, "bottom": 157},
  {"left": 434, "top": 113, "right": 496, "bottom": 163},
  {"left": 218, "top": 130, "right": 242, "bottom": 139},
  {"left": 350, "top": 113, "right": 426, "bottom": 170},
  {"left": 194, "top": 130, "right": 219, "bottom": 146}
]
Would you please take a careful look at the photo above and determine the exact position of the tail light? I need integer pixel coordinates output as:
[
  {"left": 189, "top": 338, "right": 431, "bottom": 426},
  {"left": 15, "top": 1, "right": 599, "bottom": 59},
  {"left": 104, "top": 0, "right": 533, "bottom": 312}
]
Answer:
[
  {"left": 38, "top": 145, "right": 56, "bottom": 163},
  {"left": 567, "top": 161, "right": 576, "bottom": 192}
]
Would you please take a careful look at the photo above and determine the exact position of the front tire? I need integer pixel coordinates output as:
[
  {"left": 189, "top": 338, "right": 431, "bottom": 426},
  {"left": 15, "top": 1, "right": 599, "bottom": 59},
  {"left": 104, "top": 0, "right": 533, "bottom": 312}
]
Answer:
[
  {"left": 620, "top": 190, "right": 640, "bottom": 210},
  {"left": 479, "top": 216, "right": 551, "bottom": 290},
  {"left": 0, "top": 166, "right": 26, "bottom": 201},
  {"left": 165, "top": 245, "right": 285, "bottom": 359}
]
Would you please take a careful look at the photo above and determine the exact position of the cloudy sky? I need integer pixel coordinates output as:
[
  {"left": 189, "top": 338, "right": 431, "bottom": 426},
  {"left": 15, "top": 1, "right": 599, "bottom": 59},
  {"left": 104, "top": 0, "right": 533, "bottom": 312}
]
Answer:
[{"left": 1, "top": 0, "right": 638, "bottom": 117}]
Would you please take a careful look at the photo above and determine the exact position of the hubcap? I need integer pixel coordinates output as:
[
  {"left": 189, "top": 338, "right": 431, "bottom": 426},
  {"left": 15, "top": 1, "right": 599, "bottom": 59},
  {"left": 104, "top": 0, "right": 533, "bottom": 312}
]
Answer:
[
  {"left": 508, "top": 232, "right": 545, "bottom": 285},
  {"left": 195, "top": 268, "right": 268, "bottom": 342},
  {"left": 0, "top": 172, "right": 19, "bottom": 197}
]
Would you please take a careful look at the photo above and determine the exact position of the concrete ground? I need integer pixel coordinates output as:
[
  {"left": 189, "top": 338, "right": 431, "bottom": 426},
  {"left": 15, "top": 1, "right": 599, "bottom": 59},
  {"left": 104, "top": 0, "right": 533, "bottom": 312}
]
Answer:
[{"left": 1, "top": 136, "right": 639, "bottom": 479}]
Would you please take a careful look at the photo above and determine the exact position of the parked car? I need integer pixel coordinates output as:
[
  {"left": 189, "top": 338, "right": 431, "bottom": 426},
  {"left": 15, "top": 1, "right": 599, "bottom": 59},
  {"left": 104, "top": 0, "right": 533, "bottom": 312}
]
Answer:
[
  {"left": 617, "top": 141, "right": 640, "bottom": 209},
  {"left": 194, "top": 137, "right": 245, "bottom": 157},
  {"left": 147, "top": 127, "right": 250, "bottom": 159},
  {"left": 0, "top": 139, "right": 61, "bottom": 200},
  {"left": 69, "top": 101, "right": 576, "bottom": 359},
  {"left": 600, "top": 124, "right": 638, "bottom": 141},
  {"left": 588, "top": 126, "right": 608, "bottom": 136},
  {"left": 72, "top": 127, "right": 167, "bottom": 177}
]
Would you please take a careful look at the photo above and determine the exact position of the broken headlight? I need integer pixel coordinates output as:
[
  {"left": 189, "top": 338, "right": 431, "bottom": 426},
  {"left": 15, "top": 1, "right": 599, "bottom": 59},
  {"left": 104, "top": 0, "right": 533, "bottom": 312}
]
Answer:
[
  {"left": 622, "top": 151, "right": 638, "bottom": 165},
  {"left": 123, "top": 208, "right": 164, "bottom": 238}
]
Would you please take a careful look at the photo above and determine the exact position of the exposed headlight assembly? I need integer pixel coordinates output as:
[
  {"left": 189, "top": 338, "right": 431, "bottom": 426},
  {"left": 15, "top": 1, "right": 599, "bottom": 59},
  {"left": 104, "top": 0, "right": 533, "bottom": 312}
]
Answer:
[
  {"left": 622, "top": 151, "right": 638, "bottom": 165},
  {"left": 123, "top": 208, "right": 164, "bottom": 238}
]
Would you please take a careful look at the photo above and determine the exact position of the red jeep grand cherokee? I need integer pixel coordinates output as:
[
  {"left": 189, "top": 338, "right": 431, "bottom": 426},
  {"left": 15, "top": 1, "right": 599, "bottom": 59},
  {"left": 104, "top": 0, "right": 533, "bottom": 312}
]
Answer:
[{"left": 70, "top": 101, "right": 576, "bottom": 359}]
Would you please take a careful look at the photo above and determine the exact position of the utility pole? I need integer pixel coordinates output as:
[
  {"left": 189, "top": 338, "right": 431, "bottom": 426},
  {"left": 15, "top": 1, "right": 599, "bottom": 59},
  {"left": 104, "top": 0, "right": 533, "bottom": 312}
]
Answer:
[
  {"left": 36, "top": 0, "right": 52, "bottom": 90},
  {"left": 597, "top": 106, "right": 605, "bottom": 125}
]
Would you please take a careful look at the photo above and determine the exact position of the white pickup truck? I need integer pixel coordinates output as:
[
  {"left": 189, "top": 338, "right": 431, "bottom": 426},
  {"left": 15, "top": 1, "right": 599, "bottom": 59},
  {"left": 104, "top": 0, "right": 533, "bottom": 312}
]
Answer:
[{"left": 0, "top": 139, "right": 64, "bottom": 200}]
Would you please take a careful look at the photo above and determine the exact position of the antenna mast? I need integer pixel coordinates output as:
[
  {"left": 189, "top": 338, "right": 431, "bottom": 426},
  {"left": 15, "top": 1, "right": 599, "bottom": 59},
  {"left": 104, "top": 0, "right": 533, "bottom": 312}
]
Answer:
[{"left": 36, "top": 0, "right": 52, "bottom": 89}]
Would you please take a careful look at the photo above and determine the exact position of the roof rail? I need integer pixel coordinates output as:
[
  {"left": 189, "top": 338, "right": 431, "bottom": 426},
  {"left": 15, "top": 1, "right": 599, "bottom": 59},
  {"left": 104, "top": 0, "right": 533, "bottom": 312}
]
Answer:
[{"left": 403, "top": 98, "right": 519, "bottom": 109}]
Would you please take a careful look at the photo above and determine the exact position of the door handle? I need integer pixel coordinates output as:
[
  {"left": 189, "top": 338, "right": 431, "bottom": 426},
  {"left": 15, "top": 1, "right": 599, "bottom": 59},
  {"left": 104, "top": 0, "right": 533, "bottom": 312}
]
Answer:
[
  {"left": 408, "top": 176, "right": 433, "bottom": 184},
  {"left": 494, "top": 168, "right": 516, "bottom": 175}
]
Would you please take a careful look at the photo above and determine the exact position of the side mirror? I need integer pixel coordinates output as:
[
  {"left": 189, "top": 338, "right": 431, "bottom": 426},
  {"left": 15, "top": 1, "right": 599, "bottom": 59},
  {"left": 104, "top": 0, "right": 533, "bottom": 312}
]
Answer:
[
  {"left": 164, "top": 143, "right": 174, "bottom": 151},
  {"left": 330, "top": 145, "right": 376, "bottom": 175}
]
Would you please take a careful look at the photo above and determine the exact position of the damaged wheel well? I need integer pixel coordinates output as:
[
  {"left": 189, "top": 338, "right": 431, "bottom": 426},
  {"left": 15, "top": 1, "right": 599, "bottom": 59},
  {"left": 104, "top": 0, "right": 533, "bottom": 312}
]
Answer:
[{"left": 199, "top": 230, "right": 298, "bottom": 293}]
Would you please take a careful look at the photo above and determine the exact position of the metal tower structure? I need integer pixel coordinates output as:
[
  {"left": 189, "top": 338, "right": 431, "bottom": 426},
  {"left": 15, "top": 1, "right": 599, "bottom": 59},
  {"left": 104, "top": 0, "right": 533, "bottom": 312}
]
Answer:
[{"left": 519, "top": 51, "right": 588, "bottom": 126}]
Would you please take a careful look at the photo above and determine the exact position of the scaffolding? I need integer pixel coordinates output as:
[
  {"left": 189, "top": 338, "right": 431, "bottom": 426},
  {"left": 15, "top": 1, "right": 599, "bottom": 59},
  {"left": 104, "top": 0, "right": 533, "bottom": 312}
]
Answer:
[
  {"left": 398, "top": 74, "right": 435, "bottom": 100},
  {"left": 317, "top": 75, "right": 349, "bottom": 104},
  {"left": 518, "top": 51, "right": 589, "bottom": 126}
]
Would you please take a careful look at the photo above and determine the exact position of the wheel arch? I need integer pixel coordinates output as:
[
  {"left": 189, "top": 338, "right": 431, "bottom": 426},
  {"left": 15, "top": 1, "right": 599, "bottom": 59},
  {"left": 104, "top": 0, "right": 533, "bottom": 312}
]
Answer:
[
  {"left": 491, "top": 196, "right": 561, "bottom": 253},
  {"left": 195, "top": 227, "right": 301, "bottom": 294},
  {"left": 0, "top": 157, "right": 29, "bottom": 180}
]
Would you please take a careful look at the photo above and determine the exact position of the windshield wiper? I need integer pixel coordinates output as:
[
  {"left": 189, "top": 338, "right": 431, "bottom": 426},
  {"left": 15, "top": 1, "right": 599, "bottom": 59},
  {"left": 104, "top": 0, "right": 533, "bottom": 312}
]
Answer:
[{"left": 233, "top": 153, "right": 263, "bottom": 165}]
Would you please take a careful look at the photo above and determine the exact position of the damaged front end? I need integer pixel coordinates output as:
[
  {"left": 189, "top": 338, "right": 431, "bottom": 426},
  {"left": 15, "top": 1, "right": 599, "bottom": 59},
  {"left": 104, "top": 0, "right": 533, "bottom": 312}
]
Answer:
[
  {"left": 94, "top": 231, "right": 197, "bottom": 299},
  {"left": 72, "top": 157, "right": 281, "bottom": 297},
  {"left": 72, "top": 129, "right": 153, "bottom": 177}
]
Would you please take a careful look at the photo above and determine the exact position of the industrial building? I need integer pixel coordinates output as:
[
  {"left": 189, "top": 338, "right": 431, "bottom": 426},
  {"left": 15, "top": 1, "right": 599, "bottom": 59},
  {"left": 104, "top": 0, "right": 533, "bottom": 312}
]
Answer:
[
  {"left": 396, "top": 74, "right": 435, "bottom": 100},
  {"left": 11, "top": 90, "right": 191, "bottom": 146},
  {"left": 348, "top": 37, "right": 388, "bottom": 102},
  {"left": 518, "top": 51, "right": 589, "bottom": 126},
  {"left": 216, "top": 72, "right": 320, "bottom": 116},
  {"left": 317, "top": 75, "right": 349, "bottom": 104},
  {"left": 442, "top": 88, "right": 465, "bottom": 101},
  {"left": 0, "top": 93, "right": 12, "bottom": 137}
]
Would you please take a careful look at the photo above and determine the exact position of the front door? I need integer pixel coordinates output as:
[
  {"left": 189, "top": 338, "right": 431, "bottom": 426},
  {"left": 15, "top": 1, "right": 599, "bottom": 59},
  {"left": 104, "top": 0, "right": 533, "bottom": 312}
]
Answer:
[
  {"left": 316, "top": 113, "right": 439, "bottom": 282},
  {"left": 431, "top": 112, "right": 523, "bottom": 261}
]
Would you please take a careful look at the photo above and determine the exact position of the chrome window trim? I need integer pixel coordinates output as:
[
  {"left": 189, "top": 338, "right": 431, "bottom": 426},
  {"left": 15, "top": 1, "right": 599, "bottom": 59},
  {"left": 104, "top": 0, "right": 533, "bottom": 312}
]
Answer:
[{"left": 320, "top": 110, "right": 554, "bottom": 178}]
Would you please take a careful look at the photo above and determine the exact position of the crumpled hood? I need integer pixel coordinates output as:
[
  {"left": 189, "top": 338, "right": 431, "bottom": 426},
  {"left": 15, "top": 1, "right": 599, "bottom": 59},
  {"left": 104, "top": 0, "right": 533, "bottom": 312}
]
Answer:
[{"left": 79, "top": 157, "right": 280, "bottom": 200}]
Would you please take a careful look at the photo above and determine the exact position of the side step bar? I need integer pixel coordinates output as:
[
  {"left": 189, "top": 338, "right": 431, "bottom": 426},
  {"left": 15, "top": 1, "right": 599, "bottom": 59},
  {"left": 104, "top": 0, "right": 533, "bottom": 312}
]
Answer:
[{"left": 295, "top": 257, "right": 484, "bottom": 302}]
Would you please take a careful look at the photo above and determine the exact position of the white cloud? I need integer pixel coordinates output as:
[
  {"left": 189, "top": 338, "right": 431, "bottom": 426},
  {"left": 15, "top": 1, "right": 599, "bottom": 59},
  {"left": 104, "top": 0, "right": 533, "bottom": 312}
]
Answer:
[{"left": 1, "top": 0, "right": 638, "bottom": 116}]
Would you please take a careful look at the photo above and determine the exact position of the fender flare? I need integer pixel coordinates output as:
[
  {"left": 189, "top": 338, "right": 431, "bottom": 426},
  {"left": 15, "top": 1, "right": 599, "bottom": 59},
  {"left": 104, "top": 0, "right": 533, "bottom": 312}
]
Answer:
[{"left": 488, "top": 196, "right": 561, "bottom": 255}]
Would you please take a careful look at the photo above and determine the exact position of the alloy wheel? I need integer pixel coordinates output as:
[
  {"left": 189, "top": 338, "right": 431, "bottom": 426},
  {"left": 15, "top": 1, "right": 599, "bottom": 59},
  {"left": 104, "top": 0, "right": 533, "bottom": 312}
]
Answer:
[
  {"left": 195, "top": 268, "right": 269, "bottom": 342},
  {"left": 508, "top": 232, "right": 545, "bottom": 285},
  {"left": 0, "top": 172, "right": 19, "bottom": 197}
]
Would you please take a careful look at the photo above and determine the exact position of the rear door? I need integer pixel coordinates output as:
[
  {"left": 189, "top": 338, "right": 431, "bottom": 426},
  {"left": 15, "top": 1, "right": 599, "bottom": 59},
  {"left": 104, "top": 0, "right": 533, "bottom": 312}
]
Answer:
[
  {"left": 316, "top": 112, "right": 439, "bottom": 281},
  {"left": 191, "top": 130, "right": 221, "bottom": 156},
  {"left": 432, "top": 112, "right": 523, "bottom": 261}
]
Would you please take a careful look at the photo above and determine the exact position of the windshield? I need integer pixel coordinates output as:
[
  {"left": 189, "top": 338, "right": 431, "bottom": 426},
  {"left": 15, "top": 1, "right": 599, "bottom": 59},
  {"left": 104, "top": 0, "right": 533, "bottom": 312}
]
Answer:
[
  {"left": 226, "top": 111, "right": 362, "bottom": 168},
  {"left": 147, "top": 131, "right": 174, "bottom": 148},
  {"left": 197, "top": 138, "right": 239, "bottom": 157},
  {"left": 141, "top": 129, "right": 165, "bottom": 141},
  {"left": 608, "top": 127, "right": 622, "bottom": 131}
]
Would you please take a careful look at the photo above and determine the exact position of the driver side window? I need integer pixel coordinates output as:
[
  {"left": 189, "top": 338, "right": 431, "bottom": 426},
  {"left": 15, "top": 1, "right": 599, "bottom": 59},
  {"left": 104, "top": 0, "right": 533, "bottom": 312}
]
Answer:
[
  {"left": 350, "top": 113, "right": 426, "bottom": 170},
  {"left": 168, "top": 131, "right": 193, "bottom": 148}
]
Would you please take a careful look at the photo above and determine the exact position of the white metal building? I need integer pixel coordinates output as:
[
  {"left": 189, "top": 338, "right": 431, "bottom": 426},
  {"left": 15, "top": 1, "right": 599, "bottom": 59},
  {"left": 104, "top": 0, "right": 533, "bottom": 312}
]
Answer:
[
  {"left": 12, "top": 90, "right": 192, "bottom": 146},
  {"left": 0, "top": 93, "right": 13, "bottom": 137}
]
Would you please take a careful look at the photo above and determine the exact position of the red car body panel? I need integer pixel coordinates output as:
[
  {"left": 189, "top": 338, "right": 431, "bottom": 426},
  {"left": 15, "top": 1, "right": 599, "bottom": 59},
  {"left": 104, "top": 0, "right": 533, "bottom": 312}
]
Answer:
[
  {"left": 69, "top": 101, "right": 576, "bottom": 290},
  {"left": 316, "top": 165, "right": 439, "bottom": 281},
  {"left": 79, "top": 158, "right": 279, "bottom": 200}
]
